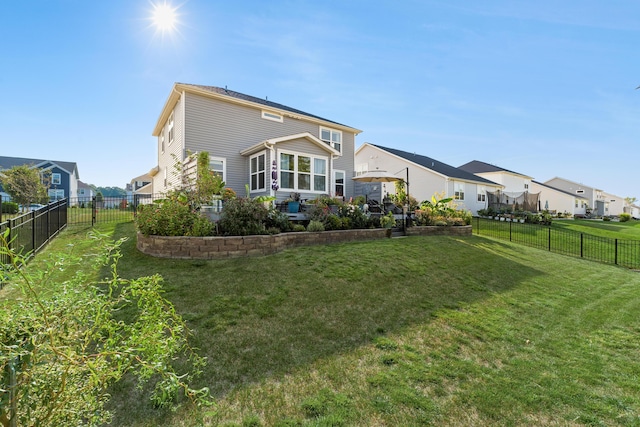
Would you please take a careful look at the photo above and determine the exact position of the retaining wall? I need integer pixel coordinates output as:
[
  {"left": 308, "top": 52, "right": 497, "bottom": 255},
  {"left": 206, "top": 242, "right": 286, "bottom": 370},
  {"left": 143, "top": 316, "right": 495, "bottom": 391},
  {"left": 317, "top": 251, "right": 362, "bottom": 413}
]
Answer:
[{"left": 136, "top": 225, "right": 472, "bottom": 259}]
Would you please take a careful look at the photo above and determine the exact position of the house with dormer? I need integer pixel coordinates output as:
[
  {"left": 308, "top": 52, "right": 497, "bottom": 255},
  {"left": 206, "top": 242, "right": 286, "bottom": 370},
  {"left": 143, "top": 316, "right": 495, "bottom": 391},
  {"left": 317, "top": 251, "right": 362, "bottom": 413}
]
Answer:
[
  {"left": 354, "top": 144, "right": 503, "bottom": 215},
  {"left": 150, "top": 83, "right": 362, "bottom": 203}
]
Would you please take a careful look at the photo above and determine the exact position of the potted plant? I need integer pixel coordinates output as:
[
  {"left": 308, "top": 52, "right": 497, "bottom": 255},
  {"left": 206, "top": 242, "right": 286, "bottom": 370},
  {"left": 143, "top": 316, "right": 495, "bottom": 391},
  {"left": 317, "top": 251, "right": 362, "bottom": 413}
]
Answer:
[
  {"left": 380, "top": 211, "right": 396, "bottom": 237},
  {"left": 287, "top": 192, "right": 301, "bottom": 213}
]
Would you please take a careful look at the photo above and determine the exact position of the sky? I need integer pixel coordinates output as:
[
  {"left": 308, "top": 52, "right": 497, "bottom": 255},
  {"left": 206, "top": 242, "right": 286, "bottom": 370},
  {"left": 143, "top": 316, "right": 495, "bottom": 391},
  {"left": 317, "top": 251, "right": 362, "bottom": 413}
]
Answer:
[{"left": 2, "top": 1, "right": 639, "bottom": 199}]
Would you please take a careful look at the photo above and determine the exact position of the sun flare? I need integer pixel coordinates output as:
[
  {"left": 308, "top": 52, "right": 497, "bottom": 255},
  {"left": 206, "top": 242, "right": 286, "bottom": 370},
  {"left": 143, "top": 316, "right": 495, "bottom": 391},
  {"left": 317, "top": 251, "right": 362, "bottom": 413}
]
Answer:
[{"left": 151, "top": 2, "right": 178, "bottom": 33}]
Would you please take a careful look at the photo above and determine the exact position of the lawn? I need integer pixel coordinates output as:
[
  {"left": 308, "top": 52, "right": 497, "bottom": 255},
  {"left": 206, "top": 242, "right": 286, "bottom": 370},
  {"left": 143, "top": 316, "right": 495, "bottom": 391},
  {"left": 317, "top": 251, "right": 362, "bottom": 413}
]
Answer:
[{"left": 6, "top": 221, "right": 640, "bottom": 426}]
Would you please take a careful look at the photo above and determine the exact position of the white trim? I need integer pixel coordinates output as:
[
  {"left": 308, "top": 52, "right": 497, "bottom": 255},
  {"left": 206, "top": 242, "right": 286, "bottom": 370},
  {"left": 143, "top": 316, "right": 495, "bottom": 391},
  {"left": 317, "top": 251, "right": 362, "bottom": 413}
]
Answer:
[
  {"left": 209, "top": 156, "right": 226, "bottom": 182},
  {"left": 320, "top": 126, "right": 342, "bottom": 153},
  {"left": 167, "top": 111, "right": 175, "bottom": 145},
  {"left": 240, "top": 132, "right": 340, "bottom": 156},
  {"left": 249, "top": 151, "right": 267, "bottom": 192},
  {"left": 261, "top": 110, "right": 283, "bottom": 123},
  {"left": 278, "top": 148, "right": 329, "bottom": 193},
  {"left": 333, "top": 169, "right": 346, "bottom": 198}
]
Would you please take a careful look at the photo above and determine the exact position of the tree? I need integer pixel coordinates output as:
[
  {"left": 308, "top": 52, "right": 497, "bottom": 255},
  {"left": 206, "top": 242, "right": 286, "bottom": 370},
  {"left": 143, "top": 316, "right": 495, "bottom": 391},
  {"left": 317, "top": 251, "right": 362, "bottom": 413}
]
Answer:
[
  {"left": 0, "top": 165, "right": 49, "bottom": 210},
  {"left": 625, "top": 197, "right": 637, "bottom": 206},
  {"left": 0, "top": 231, "right": 213, "bottom": 426}
]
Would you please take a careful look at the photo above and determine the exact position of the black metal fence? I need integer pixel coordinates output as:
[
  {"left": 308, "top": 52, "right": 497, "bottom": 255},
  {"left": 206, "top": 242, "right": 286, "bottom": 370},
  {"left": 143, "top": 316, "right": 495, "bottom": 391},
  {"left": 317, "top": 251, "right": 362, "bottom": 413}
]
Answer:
[
  {"left": 473, "top": 217, "right": 640, "bottom": 269},
  {"left": 0, "top": 199, "right": 68, "bottom": 267}
]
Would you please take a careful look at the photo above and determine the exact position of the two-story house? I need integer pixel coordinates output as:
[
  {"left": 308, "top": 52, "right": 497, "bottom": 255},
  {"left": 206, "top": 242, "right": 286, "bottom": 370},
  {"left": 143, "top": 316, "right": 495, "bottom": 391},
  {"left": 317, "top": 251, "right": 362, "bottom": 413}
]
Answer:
[
  {"left": 0, "top": 156, "right": 80, "bottom": 202},
  {"left": 530, "top": 180, "right": 589, "bottom": 216},
  {"left": 150, "top": 83, "right": 362, "bottom": 203},
  {"left": 458, "top": 160, "right": 540, "bottom": 212},
  {"left": 543, "top": 177, "right": 607, "bottom": 216},
  {"left": 354, "top": 143, "right": 502, "bottom": 215}
]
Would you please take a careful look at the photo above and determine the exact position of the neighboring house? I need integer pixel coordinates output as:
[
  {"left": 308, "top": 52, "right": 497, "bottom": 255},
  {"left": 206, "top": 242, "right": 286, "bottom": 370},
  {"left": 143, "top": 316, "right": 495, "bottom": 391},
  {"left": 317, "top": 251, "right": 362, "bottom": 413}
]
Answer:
[
  {"left": 602, "top": 192, "right": 625, "bottom": 217},
  {"left": 77, "top": 180, "right": 94, "bottom": 200},
  {"left": 628, "top": 205, "right": 640, "bottom": 220},
  {"left": 151, "top": 83, "right": 362, "bottom": 203},
  {"left": 354, "top": 143, "right": 503, "bottom": 215},
  {"left": 458, "top": 160, "right": 540, "bottom": 212},
  {"left": 127, "top": 173, "right": 153, "bottom": 196},
  {"left": 530, "top": 181, "right": 589, "bottom": 216},
  {"left": 543, "top": 177, "right": 607, "bottom": 216},
  {"left": 0, "top": 156, "right": 80, "bottom": 202}
]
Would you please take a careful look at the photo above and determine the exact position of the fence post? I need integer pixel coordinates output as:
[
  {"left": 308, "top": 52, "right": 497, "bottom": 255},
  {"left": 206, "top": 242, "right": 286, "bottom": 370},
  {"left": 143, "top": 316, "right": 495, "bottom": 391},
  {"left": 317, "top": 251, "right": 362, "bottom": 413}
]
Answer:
[
  {"left": 509, "top": 219, "right": 512, "bottom": 241},
  {"left": 615, "top": 238, "right": 618, "bottom": 265},
  {"left": 92, "top": 196, "right": 97, "bottom": 227},
  {"left": 580, "top": 233, "right": 584, "bottom": 258},
  {"left": 548, "top": 227, "right": 551, "bottom": 251},
  {"left": 5, "top": 357, "right": 18, "bottom": 427}
]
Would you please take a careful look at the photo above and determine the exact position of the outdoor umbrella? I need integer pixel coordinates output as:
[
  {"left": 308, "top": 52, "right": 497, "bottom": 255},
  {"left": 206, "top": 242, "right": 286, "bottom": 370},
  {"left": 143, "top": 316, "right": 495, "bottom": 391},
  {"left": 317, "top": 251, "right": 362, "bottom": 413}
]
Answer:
[{"left": 351, "top": 170, "right": 403, "bottom": 183}]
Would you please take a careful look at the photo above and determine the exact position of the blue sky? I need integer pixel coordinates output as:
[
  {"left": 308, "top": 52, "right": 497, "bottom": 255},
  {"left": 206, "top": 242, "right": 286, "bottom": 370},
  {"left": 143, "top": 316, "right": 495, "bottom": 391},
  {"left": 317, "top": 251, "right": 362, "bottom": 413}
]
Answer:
[{"left": 2, "top": 1, "right": 639, "bottom": 199}]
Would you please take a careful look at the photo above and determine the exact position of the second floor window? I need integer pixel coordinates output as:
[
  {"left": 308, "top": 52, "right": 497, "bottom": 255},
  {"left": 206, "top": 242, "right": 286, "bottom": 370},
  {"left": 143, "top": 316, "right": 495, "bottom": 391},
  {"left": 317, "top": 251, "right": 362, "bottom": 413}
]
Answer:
[
  {"left": 320, "top": 127, "right": 342, "bottom": 153},
  {"left": 51, "top": 173, "right": 61, "bottom": 185},
  {"left": 168, "top": 112, "right": 174, "bottom": 144}
]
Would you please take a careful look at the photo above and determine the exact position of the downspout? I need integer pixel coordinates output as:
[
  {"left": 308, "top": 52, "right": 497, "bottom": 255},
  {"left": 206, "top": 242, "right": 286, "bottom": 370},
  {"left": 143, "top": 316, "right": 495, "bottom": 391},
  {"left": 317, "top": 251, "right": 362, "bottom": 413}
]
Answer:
[{"left": 266, "top": 141, "right": 276, "bottom": 198}]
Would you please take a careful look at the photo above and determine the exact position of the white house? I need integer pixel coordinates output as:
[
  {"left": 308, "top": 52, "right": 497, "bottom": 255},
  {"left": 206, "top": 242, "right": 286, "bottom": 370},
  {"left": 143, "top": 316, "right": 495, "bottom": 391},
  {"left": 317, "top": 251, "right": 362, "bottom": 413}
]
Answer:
[
  {"left": 530, "top": 181, "right": 589, "bottom": 216},
  {"left": 602, "top": 192, "right": 625, "bottom": 217},
  {"left": 543, "top": 177, "right": 607, "bottom": 217},
  {"left": 354, "top": 143, "right": 503, "bottom": 215}
]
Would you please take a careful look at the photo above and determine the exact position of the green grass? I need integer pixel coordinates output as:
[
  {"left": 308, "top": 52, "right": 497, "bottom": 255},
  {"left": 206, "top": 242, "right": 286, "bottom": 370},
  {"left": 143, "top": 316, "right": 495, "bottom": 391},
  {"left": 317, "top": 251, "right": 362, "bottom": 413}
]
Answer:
[
  {"left": 552, "top": 218, "right": 640, "bottom": 239},
  {"left": 5, "top": 221, "right": 640, "bottom": 426}
]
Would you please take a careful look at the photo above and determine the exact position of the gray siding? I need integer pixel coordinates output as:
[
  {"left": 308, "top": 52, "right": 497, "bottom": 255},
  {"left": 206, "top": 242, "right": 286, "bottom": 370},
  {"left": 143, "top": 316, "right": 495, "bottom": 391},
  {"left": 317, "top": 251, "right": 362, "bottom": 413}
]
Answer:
[{"left": 183, "top": 92, "right": 357, "bottom": 198}]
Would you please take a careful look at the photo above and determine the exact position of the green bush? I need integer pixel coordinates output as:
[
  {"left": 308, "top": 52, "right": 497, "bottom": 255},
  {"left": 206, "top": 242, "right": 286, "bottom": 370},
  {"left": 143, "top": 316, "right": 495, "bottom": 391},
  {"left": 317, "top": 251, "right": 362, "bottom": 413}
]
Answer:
[
  {"left": 136, "top": 198, "right": 202, "bottom": 236},
  {"left": 307, "top": 220, "right": 325, "bottom": 232},
  {"left": 218, "top": 197, "right": 269, "bottom": 236},
  {"left": 292, "top": 224, "right": 306, "bottom": 232},
  {"left": 619, "top": 213, "right": 631, "bottom": 222},
  {"left": 265, "top": 209, "right": 292, "bottom": 233},
  {"left": 1, "top": 201, "right": 19, "bottom": 214}
]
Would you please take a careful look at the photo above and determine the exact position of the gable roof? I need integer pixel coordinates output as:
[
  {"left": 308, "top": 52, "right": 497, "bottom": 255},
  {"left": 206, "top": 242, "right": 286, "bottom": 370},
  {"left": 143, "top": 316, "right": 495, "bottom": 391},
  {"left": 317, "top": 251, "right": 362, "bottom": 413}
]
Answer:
[
  {"left": 458, "top": 160, "right": 532, "bottom": 179},
  {"left": 365, "top": 144, "right": 501, "bottom": 186},
  {"left": 153, "top": 83, "right": 362, "bottom": 136},
  {"left": 544, "top": 176, "right": 602, "bottom": 192},
  {"left": 532, "top": 180, "right": 588, "bottom": 200},
  {"left": 0, "top": 156, "right": 79, "bottom": 178}
]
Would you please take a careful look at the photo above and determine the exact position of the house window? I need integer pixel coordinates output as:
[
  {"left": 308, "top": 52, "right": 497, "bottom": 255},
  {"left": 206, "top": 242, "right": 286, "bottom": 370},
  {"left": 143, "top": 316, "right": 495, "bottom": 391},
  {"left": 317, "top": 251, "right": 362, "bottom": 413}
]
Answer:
[
  {"left": 160, "top": 130, "right": 165, "bottom": 153},
  {"left": 477, "top": 194, "right": 485, "bottom": 202},
  {"left": 279, "top": 151, "right": 327, "bottom": 192},
  {"left": 51, "top": 173, "right": 61, "bottom": 185},
  {"left": 209, "top": 157, "right": 226, "bottom": 182},
  {"left": 576, "top": 189, "right": 584, "bottom": 194},
  {"left": 320, "top": 127, "right": 342, "bottom": 153},
  {"left": 163, "top": 168, "right": 167, "bottom": 187},
  {"left": 355, "top": 164, "right": 368, "bottom": 176},
  {"left": 575, "top": 200, "right": 578, "bottom": 208},
  {"left": 261, "top": 110, "right": 283, "bottom": 122},
  {"left": 250, "top": 152, "right": 266, "bottom": 191},
  {"left": 454, "top": 182, "right": 465, "bottom": 200},
  {"left": 334, "top": 170, "right": 345, "bottom": 197},
  {"left": 48, "top": 189, "right": 64, "bottom": 200},
  {"left": 524, "top": 183, "right": 529, "bottom": 190},
  {"left": 168, "top": 112, "right": 174, "bottom": 144}
]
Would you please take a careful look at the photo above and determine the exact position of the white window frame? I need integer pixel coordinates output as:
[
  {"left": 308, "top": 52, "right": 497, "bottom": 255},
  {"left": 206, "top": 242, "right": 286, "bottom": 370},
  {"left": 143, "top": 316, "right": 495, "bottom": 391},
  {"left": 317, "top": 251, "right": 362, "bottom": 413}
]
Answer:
[
  {"left": 209, "top": 157, "right": 226, "bottom": 183},
  {"left": 250, "top": 152, "right": 266, "bottom": 192},
  {"left": 320, "top": 126, "right": 342, "bottom": 153},
  {"left": 334, "top": 170, "right": 345, "bottom": 198},
  {"left": 160, "top": 129, "right": 165, "bottom": 153},
  {"left": 48, "top": 189, "right": 64, "bottom": 200},
  {"left": 278, "top": 149, "right": 328, "bottom": 193},
  {"left": 454, "top": 182, "right": 465, "bottom": 201},
  {"left": 51, "top": 173, "right": 61, "bottom": 185},
  {"left": 261, "top": 110, "right": 283, "bottom": 123},
  {"left": 355, "top": 163, "right": 368, "bottom": 176},
  {"left": 168, "top": 112, "right": 174, "bottom": 145}
]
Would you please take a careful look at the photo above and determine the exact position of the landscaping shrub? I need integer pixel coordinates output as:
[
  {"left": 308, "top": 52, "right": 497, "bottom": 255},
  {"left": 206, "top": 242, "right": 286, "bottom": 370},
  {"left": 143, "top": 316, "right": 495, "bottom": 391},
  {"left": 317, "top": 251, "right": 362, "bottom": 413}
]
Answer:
[
  {"left": 1, "top": 201, "right": 19, "bottom": 214},
  {"left": 307, "top": 220, "right": 325, "bottom": 232},
  {"left": 292, "top": 224, "right": 306, "bottom": 232},
  {"left": 136, "top": 197, "right": 203, "bottom": 236},
  {"left": 218, "top": 197, "right": 269, "bottom": 236},
  {"left": 620, "top": 213, "right": 631, "bottom": 222},
  {"left": 265, "top": 209, "right": 292, "bottom": 233}
]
